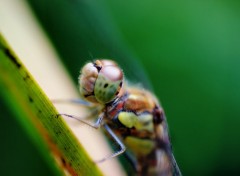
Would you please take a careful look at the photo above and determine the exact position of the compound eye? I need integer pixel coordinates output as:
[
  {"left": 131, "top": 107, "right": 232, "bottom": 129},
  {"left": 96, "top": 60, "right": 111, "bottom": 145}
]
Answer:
[
  {"left": 94, "top": 65, "right": 123, "bottom": 104},
  {"left": 100, "top": 60, "right": 118, "bottom": 66},
  {"left": 79, "top": 62, "right": 99, "bottom": 103}
]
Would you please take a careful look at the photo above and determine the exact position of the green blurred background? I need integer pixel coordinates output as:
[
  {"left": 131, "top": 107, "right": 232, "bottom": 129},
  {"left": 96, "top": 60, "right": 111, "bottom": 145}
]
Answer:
[{"left": 1, "top": 0, "right": 240, "bottom": 175}]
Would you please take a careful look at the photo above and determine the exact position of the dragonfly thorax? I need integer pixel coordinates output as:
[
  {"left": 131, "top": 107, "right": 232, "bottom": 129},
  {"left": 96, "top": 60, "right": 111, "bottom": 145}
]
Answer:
[{"left": 103, "top": 86, "right": 175, "bottom": 174}]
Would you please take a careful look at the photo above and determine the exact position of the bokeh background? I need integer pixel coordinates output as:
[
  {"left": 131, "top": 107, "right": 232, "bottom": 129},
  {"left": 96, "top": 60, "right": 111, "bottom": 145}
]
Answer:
[{"left": 1, "top": 0, "right": 240, "bottom": 175}]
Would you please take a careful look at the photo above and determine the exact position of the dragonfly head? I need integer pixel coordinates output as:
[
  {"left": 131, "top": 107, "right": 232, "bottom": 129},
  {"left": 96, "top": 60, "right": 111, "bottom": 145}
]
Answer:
[{"left": 79, "top": 59, "right": 124, "bottom": 104}]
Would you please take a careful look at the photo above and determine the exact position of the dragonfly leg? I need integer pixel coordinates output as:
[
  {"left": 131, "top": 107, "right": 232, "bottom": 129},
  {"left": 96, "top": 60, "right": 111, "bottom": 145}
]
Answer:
[
  {"left": 52, "top": 98, "right": 92, "bottom": 106},
  {"left": 58, "top": 113, "right": 104, "bottom": 129},
  {"left": 95, "top": 124, "right": 126, "bottom": 163},
  {"left": 53, "top": 98, "right": 102, "bottom": 120},
  {"left": 123, "top": 152, "right": 139, "bottom": 172}
]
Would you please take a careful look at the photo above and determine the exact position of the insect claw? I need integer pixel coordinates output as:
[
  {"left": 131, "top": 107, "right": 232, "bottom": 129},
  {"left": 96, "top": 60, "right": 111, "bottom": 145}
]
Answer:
[{"left": 58, "top": 113, "right": 104, "bottom": 129}]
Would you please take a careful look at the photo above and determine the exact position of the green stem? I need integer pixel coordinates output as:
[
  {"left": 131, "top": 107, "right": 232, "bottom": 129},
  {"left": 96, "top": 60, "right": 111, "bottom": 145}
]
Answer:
[{"left": 0, "top": 34, "right": 102, "bottom": 176}]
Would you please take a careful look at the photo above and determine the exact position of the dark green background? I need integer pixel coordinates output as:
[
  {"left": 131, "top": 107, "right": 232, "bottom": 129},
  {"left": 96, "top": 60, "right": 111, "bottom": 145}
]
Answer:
[
  {"left": 1, "top": 0, "right": 240, "bottom": 175},
  {"left": 104, "top": 1, "right": 240, "bottom": 175}
]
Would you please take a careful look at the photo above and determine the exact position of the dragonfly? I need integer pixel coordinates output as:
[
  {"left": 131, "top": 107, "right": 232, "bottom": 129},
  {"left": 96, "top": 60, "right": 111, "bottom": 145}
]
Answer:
[{"left": 58, "top": 59, "right": 182, "bottom": 176}]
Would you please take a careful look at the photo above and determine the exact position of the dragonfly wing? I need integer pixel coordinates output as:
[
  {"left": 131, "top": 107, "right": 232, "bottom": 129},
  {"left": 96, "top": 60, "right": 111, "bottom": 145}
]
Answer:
[{"left": 171, "top": 154, "right": 182, "bottom": 176}]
